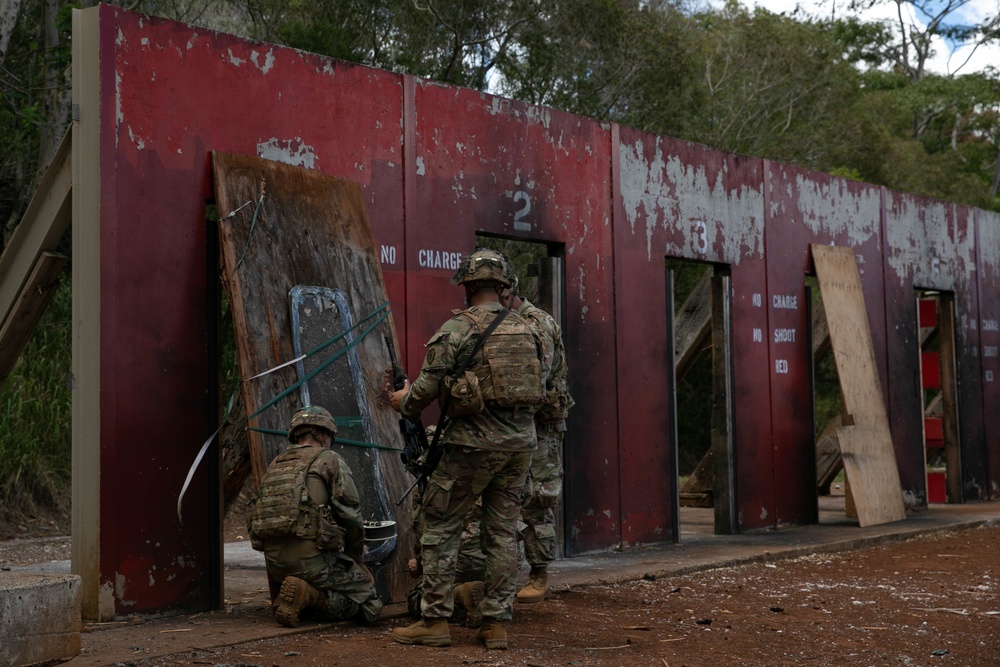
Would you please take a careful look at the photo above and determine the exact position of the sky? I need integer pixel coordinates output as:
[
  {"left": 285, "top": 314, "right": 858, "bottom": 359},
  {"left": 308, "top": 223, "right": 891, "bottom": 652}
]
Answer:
[{"left": 732, "top": 0, "right": 1000, "bottom": 76}]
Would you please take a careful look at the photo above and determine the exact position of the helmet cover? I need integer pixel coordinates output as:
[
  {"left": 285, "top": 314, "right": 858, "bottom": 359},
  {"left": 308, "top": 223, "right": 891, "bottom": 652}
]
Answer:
[
  {"left": 288, "top": 405, "right": 338, "bottom": 442},
  {"left": 451, "top": 248, "right": 512, "bottom": 288}
]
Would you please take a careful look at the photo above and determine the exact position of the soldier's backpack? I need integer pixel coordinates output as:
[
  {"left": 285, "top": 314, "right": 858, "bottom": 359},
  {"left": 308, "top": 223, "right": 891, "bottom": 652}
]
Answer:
[{"left": 248, "top": 446, "right": 330, "bottom": 544}]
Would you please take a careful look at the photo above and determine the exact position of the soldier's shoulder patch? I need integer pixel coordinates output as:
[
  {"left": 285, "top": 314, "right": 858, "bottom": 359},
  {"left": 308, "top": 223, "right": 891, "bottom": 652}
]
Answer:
[{"left": 425, "top": 330, "right": 450, "bottom": 347}]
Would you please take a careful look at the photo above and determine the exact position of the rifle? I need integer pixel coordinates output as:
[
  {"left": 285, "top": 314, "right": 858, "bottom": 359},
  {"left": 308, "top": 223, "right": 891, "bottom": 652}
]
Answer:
[
  {"left": 385, "top": 335, "right": 429, "bottom": 479},
  {"left": 393, "top": 310, "right": 509, "bottom": 506}
]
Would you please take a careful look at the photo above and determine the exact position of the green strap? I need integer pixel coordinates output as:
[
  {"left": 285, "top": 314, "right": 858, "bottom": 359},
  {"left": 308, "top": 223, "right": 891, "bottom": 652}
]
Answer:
[
  {"left": 247, "top": 302, "right": 388, "bottom": 420},
  {"left": 229, "top": 301, "right": 399, "bottom": 452},
  {"left": 249, "top": 427, "right": 401, "bottom": 451}
]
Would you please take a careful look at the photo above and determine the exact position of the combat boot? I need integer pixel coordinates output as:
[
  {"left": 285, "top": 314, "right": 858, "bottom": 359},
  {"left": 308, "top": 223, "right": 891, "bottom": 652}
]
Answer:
[
  {"left": 476, "top": 617, "right": 508, "bottom": 650},
  {"left": 453, "top": 581, "right": 486, "bottom": 628},
  {"left": 274, "top": 576, "right": 324, "bottom": 628},
  {"left": 391, "top": 618, "right": 451, "bottom": 646},
  {"left": 515, "top": 566, "right": 549, "bottom": 603}
]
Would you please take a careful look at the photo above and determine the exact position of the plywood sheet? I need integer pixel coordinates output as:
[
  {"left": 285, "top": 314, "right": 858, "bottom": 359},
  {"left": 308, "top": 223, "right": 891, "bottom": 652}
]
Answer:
[
  {"left": 211, "top": 152, "right": 411, "bottom": 602},
  {"left": 812, "top": 244, "right": 905, "bottom": 526}
]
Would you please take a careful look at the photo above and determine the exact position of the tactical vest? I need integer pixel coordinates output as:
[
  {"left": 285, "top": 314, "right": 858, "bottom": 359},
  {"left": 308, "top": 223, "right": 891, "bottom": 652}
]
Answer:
[
  {"left": 249, "top": 446, "right": 331, "bottom": 541},
  {"left": 460, "top": 308, "right": 544, "bottom": 408}
]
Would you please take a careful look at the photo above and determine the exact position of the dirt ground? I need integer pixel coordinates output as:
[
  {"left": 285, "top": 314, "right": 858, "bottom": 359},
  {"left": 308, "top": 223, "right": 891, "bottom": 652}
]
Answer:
[{"left": 5, "top": 516, "right": 999, "bottom": 667}]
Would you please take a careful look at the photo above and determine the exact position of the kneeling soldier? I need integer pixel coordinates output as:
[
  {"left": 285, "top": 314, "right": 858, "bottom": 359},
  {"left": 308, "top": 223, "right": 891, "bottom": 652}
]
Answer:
[{"left": 247, "top": 405, "right": 383, "bottom": 627}]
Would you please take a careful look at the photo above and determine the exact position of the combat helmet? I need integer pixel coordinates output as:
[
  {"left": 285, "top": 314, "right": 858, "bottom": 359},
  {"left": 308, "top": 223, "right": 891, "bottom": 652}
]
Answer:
[
  {"left": 451, "top": 248, "right": 512, "bottom": 288},
  {"left": 287, "top": 405, "right": 338, "bottom": 442}
]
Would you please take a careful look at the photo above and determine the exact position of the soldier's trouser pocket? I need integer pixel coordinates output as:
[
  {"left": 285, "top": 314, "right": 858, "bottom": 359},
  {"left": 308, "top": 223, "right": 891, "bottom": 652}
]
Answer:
[
  {"left": 532, "top": 477, "right": 561, "bottom": 509},
  {"left": 422, "top": 476, "right": 456, "bottom": 518}
]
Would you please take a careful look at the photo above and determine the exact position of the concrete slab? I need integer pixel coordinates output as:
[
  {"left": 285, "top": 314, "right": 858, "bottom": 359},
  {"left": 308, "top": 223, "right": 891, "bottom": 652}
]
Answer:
[{"left": 0, "top": 572, "right": 81, "bottom": 667}]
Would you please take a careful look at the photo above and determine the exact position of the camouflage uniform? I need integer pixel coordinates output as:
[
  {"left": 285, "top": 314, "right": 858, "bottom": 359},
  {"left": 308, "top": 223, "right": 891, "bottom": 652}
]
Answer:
[
  {"left": 406, "top": 496, "right": 488, "bottom": 619},
  {"left": 400, "top": 301, "right": 541, "bottom": 622},
  {"left": 252, "top": 445, "right": 383, "bottom": 624},
  {"left": 516, "top": 299, "right": 574, "bottom": 570}
]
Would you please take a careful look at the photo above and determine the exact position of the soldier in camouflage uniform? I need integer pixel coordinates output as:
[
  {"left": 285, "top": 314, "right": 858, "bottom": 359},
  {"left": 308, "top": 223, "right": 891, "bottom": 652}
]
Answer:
[
  {"left": 247, "top": 406, "right": 382, "bottom": 627},
  {"left": 389, "top": 248, "right": 545, "bottom": 650},
  {"left": 500, "top": 278, "right": 575, "bottom": 603},
  {"left": 405, "top": 426, "right": 488, "bottom": 627}
]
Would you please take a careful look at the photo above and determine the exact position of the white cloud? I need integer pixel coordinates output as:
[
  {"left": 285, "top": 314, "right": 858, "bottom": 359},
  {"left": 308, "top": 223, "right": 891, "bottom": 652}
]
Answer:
[{"left": 721, "top": 0, "right": 999, "bottom": 76}]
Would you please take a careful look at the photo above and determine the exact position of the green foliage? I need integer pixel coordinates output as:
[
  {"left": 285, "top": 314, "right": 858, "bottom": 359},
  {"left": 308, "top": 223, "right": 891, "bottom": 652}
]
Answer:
[
  {"left": 0, "top": 272, "right": 72, "bottom": 513},
  {"left": 495, "top": 0, "right": 701, "bottom": 135}
]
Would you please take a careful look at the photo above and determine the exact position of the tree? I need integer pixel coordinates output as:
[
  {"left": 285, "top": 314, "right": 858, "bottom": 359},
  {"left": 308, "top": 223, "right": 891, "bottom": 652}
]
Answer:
[
  {"left": 684, "top": 2, "right": 865, "bottom": 170},
  {"left": 838, "top": 0, "right": 1000, "bottom": 205},
  {"left": 494, "top": 0, "right": 702, "bottom": 137},
  {"left": 0, "top": 0, "right": 73, "bottom": 244}
]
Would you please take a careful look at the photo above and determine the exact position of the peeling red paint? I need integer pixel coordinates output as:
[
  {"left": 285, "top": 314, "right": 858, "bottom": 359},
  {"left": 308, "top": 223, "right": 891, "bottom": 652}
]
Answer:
[{"left": 88, "top": 6, "right": 999, "bottom": 616}]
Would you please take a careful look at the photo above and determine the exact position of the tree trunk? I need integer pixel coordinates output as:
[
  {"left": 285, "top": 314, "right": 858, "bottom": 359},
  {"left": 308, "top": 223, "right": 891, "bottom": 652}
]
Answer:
[
  {"left": 38, "top": 0, "right": 71, "bottom": 173},
  {"left": 0, "top": 0, "right": 23, "bottom": 70}
]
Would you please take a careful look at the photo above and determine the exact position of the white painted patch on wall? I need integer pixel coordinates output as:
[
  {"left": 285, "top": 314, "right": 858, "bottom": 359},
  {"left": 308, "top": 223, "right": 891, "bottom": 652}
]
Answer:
[
  {"left": 186, "top": 34, "right": 198, "bottom": 50},
  {"left": 619, "top": 139, "right": 763, "bottom": 265},
  {"left": 257, "top": 138, "right": 317, "bottom": 169},
  {"left": 416, "top": 157, "right": 426, "bottom": 176},
  {"left": 884, "top": 192, "right": 973, "bottom": 288},
  {"left": 250, "top": 48, "right": 276, "bottom": 74},
  {"left": 115, "top": 73, "right": 123, "bottom": 131},
  {"left": 788, "top": 172, "right": 881, "bottom": 246},
  {"left": 759, "top": 506, "right": 768, "bottom": 521},
  {"left": 227, "top": 49, "right": 246, "bottom": 67},
  {"left": 127, "top": 126, "right": 145, "bottom": 150},
  {"left": 115, "top": 572, "right": 136, "bottom": 607},
  {"left": 525, "top": 105, "right": 552, "bottom": 129},
  {"left": 979, "top": 210, "right": 1000, "bottom": 272}
]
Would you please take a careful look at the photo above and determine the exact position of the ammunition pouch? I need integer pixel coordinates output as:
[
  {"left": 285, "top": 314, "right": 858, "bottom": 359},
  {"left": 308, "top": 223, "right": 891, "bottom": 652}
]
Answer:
[
  {"left": 440, "top": 370, "right": 484, "bottom": 417},
  {"left": 315, "top": 506, "right": 346, "bottom": 551}
]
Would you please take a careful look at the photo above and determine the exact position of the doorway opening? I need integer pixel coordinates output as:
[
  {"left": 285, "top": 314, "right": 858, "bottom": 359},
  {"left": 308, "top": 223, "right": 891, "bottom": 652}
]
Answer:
[
  {"left": 666, "top": 258, "right": 736, "bottom": 536},
  {"left": 807, "top": 275, "right": 850, "bottom": 522},
  {"left": 916, "top": 290, "right": 962, "bottom": 504}
]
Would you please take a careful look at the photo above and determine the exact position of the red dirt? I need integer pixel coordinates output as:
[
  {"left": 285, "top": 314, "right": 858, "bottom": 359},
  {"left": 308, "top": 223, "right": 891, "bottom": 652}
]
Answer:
[{"left": 65, "top": 523, "right": 1000, "bottom": 667}]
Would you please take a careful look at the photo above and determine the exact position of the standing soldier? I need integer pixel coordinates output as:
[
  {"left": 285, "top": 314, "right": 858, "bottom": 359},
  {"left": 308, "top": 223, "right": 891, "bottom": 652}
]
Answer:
[
  {"left": 501, "top": 274, "right": 574, "bottom": 603},
  {"left": 389, "top": 248, "right": 545, "bottom": 650},
  {"left": 246, "top": 405, "right": 383, "bottom": 627}
]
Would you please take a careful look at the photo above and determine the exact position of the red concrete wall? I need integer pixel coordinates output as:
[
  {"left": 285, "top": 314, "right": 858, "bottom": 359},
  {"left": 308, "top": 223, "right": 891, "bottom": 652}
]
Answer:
[
  {"left": 403, "top": 79, "right": 617, "bottom": 553},
  {"left": 975, "top": 210, "right": 1000, "bottom": 498},
  {"left": 89, "top": 6, "right": 998, "bottom": 615},
  {"left": 881, "top": 193, "right": 981, "bottom": 505},
  {"left": 764, "top": 163, "right": 887, "bottom": 525},
  {"left": 615, "top": 129, "right": 771, "bottom": 532},
  {"left": 97, "top": 6, "right": 405, "bottom": 615}
]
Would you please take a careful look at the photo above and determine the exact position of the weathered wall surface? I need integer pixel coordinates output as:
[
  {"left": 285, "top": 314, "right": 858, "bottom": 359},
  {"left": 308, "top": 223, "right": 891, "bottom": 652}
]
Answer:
[
  {"left": 882, "top": 193, "right": 980, "bottom": 504},
  {"left": 77, "top": 5, "right": 998, "bottom": 616},
  {"left": 976, "top": 209, "right": 1000, "bottom": 498},
  {"left": 764, "top": 163, "right": 887, "bottom": 526}
]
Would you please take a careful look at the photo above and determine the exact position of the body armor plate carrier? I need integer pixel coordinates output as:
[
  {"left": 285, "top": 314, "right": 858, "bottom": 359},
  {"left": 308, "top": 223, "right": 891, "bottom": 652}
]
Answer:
[
  {"left": 249, "top": 446, "right": 331, "bottom": 541},
  {"left": 462, "top": 309, "right": 544, "bottom": 408}
]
